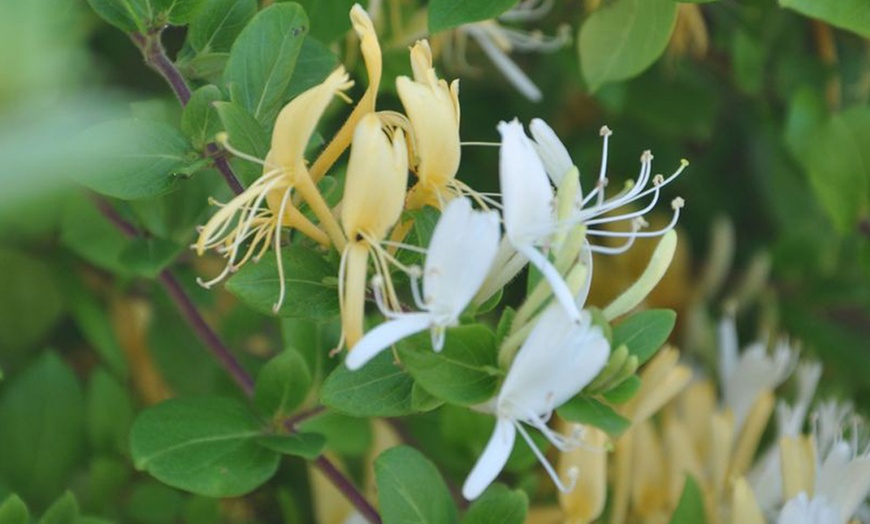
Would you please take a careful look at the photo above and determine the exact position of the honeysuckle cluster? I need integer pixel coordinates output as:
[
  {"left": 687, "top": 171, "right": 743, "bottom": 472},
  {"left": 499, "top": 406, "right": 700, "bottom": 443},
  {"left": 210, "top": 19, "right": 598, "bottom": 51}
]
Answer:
[
  {"left": 527, "top": 314, "right": 870, "bottom": 524},
  {"left": 194, "top": 2, "right": 690, "bottom": 505}
]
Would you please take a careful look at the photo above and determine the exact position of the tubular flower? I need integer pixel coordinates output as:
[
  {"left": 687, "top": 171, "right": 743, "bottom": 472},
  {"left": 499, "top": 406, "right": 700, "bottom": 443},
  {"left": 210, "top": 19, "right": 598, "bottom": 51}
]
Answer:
[
  {"left": 195, "top": 67, "right": 354, "bottom": 311},
  {"left": 397, "top": 40, "right": 463, "bottom": 210},
  {"left": 446, "top": 0, "right": 570, "bottom": 102},
  {"left": 308, "top": 4, "right": 383, "bottom": 184},
  {"left": 462, "top": 304, "right": 610, "bottom": 500},
  {"left": 345, "top": 197, "right": 500, "bottom": 370},
  {"left": 339, "top": 114, "right": 409, "bottom": 349}
]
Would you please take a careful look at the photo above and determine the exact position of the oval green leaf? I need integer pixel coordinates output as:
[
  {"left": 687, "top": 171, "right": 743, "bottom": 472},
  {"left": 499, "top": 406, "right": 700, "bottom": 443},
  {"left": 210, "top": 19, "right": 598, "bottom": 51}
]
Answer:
[
  {"left": 779, "top": 0, "right": 870, "bottom": 38},
  {"left": 254, "top": 349, "right": 312, "bottom": 419},
  {"left": 187, "top": 0, "right": 256, "bottom": 53},
  {"left": 375, "top": 446, "right": 459, "bottom": 524},
  {"left": 611, "top": 309, "right": 676, "bottom": 365},
  {"left": 321, "top": 352, "right": 417, "bottom": 417},
  {"left": 461, "top": 484, "right": 528, "bottom": 524},
  {"left": 557, "top": 396, "right": 630, "bottom": 437},
  {"left": 579, "top": 0, "right": 678, "bottom": 92},
  {"left": 130, "top": 397, "right": 279, "bottom": 497}
]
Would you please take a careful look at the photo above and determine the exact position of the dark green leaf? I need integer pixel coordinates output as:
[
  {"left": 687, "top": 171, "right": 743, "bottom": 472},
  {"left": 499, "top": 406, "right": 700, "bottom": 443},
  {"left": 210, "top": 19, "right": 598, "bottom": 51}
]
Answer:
[
  {"left": 86, "top": 457, "right": 130, "bottom": 515},
  {"left": 291, "top": 0, "right": 356, "bottom": 43},
  {"left": 732, "top": 31, "right": 765, "bottom": 95},
  {"left": 130, "top": 397, "right": 280, "bottom": 497},
  {"left": 668, "top": 475, "right": 706, "bottom": 524},
  {"left": 86, "top": 370, "right": 134, "bottom": 454},
  {"left": 558, "top": 396, "right": 630, "bottom": 437},
  {"left": 0, "top": 352, "right": 85, "bottom": 506},
  {"left": 254, "top": 349, "right": 312, "bottom": 419},
  {"left": 411, "top": 382, "right": 445, "bottom": 412},
  {"left": 0, "top": 494, "right": 29, "bottom": 524},
  {"left": 86, "top": 0, "right": 153, "bottom": 32},
  {"left": 187, "top": 0, "right": 256, "bottom": 53},
  {"left": 225, "top": 246, "right": 340, "bottom": 319},
  {"left": 321, "top": 352, "right": 416, "bottom": 417},
  {"left": 74, "top": 119, "right": 194, "bottom": 200},
  {"left": 790, "top": 108, "right": 870, "bottom": 233},
  {"left": 257, "top": 433, "right": 326, "bottom": 459},
  {"left": 428, "top": 0, "right": 518, "bottom": 33},
  {"left": 182, "top": 85, "right": 224, "bottom": 150},
  {"left": 398, "top": 325, "right": 499, "bottom": 406},
  {"left": 178, "top": 52, "right": 230, "bottom": 82},
  {"left": 579, "top": 0, "right": 678, "bottom": 92},
  {"left": 125, "top": 481, "right": 184, "bottom": 524},
  {"left": 375, "top": 446, "right": 458, "bottom": 524},
  {"left": 611, "top": 309, "right": 676, "bottom": 365},
  {"left": 66, "top": 279, "right": 128, "bottom": 377},
  {"left": 162, "top": 0, "right": 207, "bottom": 25},
  {"left": 0, "top": 249, "right": 64, "bottom": 355},
  {"left": 297, "top": 412, "right": 372, "bottom": 457},
  {"left": 37, "top": 492, "right": 78, "bottom": 524},
  {"left": 224, "top": 3, "right": 308, "bottom": 126},
  {"left": 60, "top": 195, "right": 134, "bottom": 276},
  {"left": 117, "top": 237, "right": 184, "bottom": 279},
  {"left": 461, "top": 484, "right": 528, "bottom": 524},
  {"left": 779, "top": 0, "right": 870, "bottom": 38},
  {"left": 214, "top": 101, "right": 270, "bottom": 185},
  {"left": 603, "top": 375, "right": 642, "bottom": 404},
  {"left": 285, "top": 38, "right": 339, "bottom": 99}
]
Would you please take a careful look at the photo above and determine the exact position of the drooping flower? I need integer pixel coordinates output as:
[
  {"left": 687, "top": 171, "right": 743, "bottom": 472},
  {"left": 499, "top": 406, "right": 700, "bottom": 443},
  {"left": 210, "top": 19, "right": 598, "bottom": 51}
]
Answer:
[
  {"left": 396, "top": 39, "right": 463, "bottom": 210},
  {"left": 195, "top": 67, "right": 354, "bottom": 310},
  {"left": 345, "top": 197, "right": 500, "bottom": 370},
  {"left": 339, "top": 113, "right": 409, "bottom": 348},
  {"left": 462, "top": 304, "right": 610, "bottom": 500}
]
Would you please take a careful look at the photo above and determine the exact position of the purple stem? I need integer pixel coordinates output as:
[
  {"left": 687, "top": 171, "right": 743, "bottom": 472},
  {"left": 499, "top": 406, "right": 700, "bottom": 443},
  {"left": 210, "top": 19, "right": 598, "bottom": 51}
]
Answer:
[
  {"left": 131, "top": 31, "right": 244, "bottom": 195},
  {"left": 93, "top": 197, "right": 382, "bottom": 523},
  {"left": 315, "top": 456, "right": 383, "bottom": 524}
]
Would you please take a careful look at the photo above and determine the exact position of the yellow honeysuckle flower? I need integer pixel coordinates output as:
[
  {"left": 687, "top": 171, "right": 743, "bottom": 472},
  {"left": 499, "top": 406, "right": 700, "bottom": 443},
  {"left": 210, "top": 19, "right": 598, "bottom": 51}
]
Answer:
[
  {"left": 308, "top": 4, "right": 383, "bottom": 185},
  {"left": 397, "top": 39, "right": 463, "bottom": 210},
  {"left": 195, "top": 67, "right": 353, "bottom": 311},
  {"left": 339, "top": 113, "right": 409, "bottom": 348}
]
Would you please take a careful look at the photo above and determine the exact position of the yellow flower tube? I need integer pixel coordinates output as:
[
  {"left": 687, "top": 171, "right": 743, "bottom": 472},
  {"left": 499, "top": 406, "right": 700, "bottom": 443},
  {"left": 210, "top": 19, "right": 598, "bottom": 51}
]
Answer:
[{"left": 339, "top": 114, "right": 409, "bottom": 348}]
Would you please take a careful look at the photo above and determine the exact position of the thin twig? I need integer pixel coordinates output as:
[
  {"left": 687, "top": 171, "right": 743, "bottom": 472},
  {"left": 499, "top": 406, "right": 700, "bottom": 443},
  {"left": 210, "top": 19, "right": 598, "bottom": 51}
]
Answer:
[
  {"left": 283, "top": 405, "right": 327, "bottom": 431},
  {"left": 131, "top": 30, "right": 244, "bottom": 194},
  {"left": 314, "top": 456, "right": 383, "bottom": 524}
]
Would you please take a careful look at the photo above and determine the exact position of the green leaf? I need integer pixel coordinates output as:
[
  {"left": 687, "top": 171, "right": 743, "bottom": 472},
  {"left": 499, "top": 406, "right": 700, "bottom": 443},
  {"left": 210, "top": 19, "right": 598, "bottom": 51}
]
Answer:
[
  {"left": 0, "top": 249, "right": 64, "bottom": 355},
  {"left": 611, "top": 309, "right": 676, "bottom": 365},
  {"left": 224, "top": 3, "right": 308, "bottom": 126},
  {"left": 74, "top": 119, "right": 194, "bottom": 200},
  {"left": 558, "top": 396, "right": 630, "bottom": 437},
  {"left": 130, "top": 397, "right": 280, "bottom": 497},
  {"left": 461, "top": 484, "right": 528, "bottom": 524},
  {"left": 162, "top": 0, "right": 207, "bottom": 25},
  {"left": 37, "top": 492, "right": 78, "bottom": 524},
  {"left": 732, "top": 31, "right": 765, "bottom": 95},
  {"left": 182, "top": 85, "right": 224, "bottom": 150},
  {"left": 297, "top": 412, "right": 372, "bottom": 457},
  {"left": 257, "top": 433, "right": 326, "bottom": 459},
  {"left": 321, "top": 352, "right": 417, "bottom": 417},
  {"left": 398, "top": 325, "right": 499, "bottom": 406},
  {"left": 125, "top": 481, "right": 184, "bottom": 524},
  {"left": 225, "top": 246, "right": 340, "bottom": 319},
  {"left": 0, "top": 352, "right": 85, "bottom": 506},
  {"left": 668, "top": 475, "right": 706, "bottom": 524},
  {"left": 779, "top": 0, "right": 870, "bottom": 38},
  {"left": 285, "top": 37, "right": 339, "bottom": 99},
  {"left": 66, "top": 279, "right": 128, "bottom": 377},
  {"left": 292, "top": 0, "right": 357, "bottom": 43},
  {"left": 60, "top": 195, "right": 134, "bottom": 276},
  {"left": 578, "top": 0, "right": 678, "bottom": 92},
  {"left": 117, "top": 237, "right": 184, "bottom": 279},
  {"left": 86, "top": 0, "right": 153, "bottom": 32},
  {"left": 375, "top": 446, "right": 458, "bottom": 524},
  {"left": 428, "top": 0, "right": 518, "bottom": 33},
  {"left": 603, "top": 375, "right": 642, "bottom": 404},
  {"left": 254, "top": 349, "right": 312, "bottom": 419},
  {"left": 187, "top": 0, "right": 256, "bottom": 53},
  {"left": 0, "top": 494, "right": 29, "bottom": 524},
  {"left": 213, "top": 101, "right": 270, "bottom": 185},
  {"left": 790, "top": 108, "right": 870, "bottom": 233},
  {"left": 86, "top": 370, "right": 134, "bottom": 454},
  {"left": 411, "top": 382, "right": 445, "bottom": 412}
]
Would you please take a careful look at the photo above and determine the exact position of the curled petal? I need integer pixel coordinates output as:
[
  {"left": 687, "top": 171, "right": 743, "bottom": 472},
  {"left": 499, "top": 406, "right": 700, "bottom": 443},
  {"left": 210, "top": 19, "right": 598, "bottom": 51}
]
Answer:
[
  {"left": 462, "top": 418, "right": 516, "bottom": 500},
  {"left": 345, "top": 313, "right": 432, "bottom": 370}
]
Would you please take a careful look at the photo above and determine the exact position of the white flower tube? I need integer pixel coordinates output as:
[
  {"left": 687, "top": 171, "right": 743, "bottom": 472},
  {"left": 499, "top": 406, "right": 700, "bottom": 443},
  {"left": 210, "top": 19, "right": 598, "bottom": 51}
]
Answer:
[
  {"left": 345, "top": 197, "right": 500, "bottom": 370},
  {"left": 499, "top": 119, "right": 582, "bottom": 323},
  {"left": 462, "top": 304, "right": 610, "bottom": 500}
]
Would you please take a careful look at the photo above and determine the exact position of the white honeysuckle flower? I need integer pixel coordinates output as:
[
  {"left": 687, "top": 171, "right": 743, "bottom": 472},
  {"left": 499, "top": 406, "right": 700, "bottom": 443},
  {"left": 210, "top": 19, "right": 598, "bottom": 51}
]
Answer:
[
  {"left": 344, "top": 197, "right": 500, "bottom": 370},
  {"left": 455, "top": 0, "right": 570, "bottom": 102},
  {"left": 498, "top": 118, "right": 582, "bottom": 323},
  {"left": 777, "top": 493, "right": 840, "bottom": 524},
  {"left": 461, "top": 304, "right": 610, "bottom": 500},
  {"left": 717, "top": 316, "right": 797, "bottom": 432},
  {"left": 529, "top": 118, "right": 573, "bottom": 187}
]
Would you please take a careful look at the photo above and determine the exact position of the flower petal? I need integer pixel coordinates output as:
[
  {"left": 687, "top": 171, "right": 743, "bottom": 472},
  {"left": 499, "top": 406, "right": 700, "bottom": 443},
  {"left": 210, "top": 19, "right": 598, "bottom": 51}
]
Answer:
[
  {"left": 462, "top": 418, "right": 516, "bottom": 500},
  {"left": 530, "top": 118, "right": 573, "bottom": 187},
  {"left": 423, "top": 198, "right": 501, "bottom": 317},
  {"left": 344, "top": 312, "right": 432, "bottom": 370}
]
